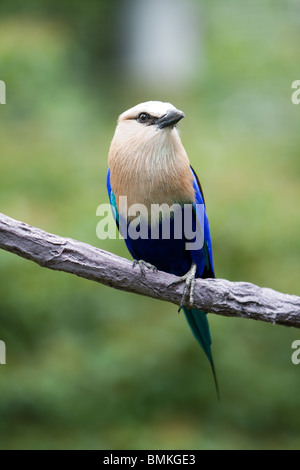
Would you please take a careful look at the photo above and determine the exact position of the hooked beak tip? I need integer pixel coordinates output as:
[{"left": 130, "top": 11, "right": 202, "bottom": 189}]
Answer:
[{"left": 157, "top": 109, "right": 185, "bottom": 129}]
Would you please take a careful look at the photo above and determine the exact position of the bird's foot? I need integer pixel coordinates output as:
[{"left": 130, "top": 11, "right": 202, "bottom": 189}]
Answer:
[
  {"left": 132, "top": 259, "right": 158, "bottom": 277},
  {"left": 168, "top": 263, "right": 197, "bottom": 313}
]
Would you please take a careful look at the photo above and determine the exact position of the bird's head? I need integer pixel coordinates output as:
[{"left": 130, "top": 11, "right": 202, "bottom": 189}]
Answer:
[
  {"left": 108, "top": 101, "right": 186, "bottom": 169},
  {"left": 118, "top": 101, "right": 185, "bottom": 130},
  {"left": 108, "top": 101, "right": 194, "bottom": 214}
]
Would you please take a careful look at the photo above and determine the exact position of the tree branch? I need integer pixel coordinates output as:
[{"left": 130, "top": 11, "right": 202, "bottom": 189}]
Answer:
[{"left": 0, "top": 212, "right": 299, "bottom": 328}]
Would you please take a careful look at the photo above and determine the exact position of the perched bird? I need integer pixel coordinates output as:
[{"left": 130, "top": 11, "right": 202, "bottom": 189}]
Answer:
[{"left": 107, "top": 101, "right": 218, "bottom": 396}]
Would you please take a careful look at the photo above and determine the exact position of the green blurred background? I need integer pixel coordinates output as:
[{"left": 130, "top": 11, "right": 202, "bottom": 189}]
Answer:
[{"left": 0, "top": 0, "right": 300, "bottom": 450}]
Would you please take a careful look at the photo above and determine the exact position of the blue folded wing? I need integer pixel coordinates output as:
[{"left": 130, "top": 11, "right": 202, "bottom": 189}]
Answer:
[
  {"left": 107, "top": 167, "right": 119, "bottom": 228},
  {"left": 190, "top": 165, "right": 215, "bottom": 279}
]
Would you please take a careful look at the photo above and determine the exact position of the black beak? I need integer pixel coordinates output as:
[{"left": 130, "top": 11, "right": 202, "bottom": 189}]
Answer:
[{"left": 157, "top": 109, "right": 185, "bottom": 129}]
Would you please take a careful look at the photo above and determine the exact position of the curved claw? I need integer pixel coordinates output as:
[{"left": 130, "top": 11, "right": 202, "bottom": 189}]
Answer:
[
  {"left": 132, "top": 259, "right": 158, "bottom": 277},
  {"left": 168, "top": 263, "right": 197, "bottom": 312}
]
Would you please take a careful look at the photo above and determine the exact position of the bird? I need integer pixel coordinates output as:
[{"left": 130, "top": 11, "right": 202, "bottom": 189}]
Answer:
[{"left": 107, "top": 101, "right": 218, "bottom": 397}]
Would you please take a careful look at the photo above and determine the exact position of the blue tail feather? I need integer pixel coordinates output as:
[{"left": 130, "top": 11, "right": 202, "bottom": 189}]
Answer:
[{"left": 183, "top": 307, "right": 219, "bottom": 399}]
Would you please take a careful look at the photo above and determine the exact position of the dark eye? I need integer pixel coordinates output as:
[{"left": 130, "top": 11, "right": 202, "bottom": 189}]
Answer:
[{"left": 138, "top": 112, "right": 150, "bottom": 123}]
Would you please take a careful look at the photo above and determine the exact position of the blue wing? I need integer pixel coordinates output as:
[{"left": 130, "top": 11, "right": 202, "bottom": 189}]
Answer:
[
  {"left": 190, "top": 166, "right": 215, "bottom": 279},
  {"left": 106, "top": 168, "right": 119, "bottom": 228}
]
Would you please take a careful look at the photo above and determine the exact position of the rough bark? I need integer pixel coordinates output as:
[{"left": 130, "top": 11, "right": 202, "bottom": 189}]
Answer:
[{"left": 0, "top": 212, "right": 299, "bottom": 328}]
